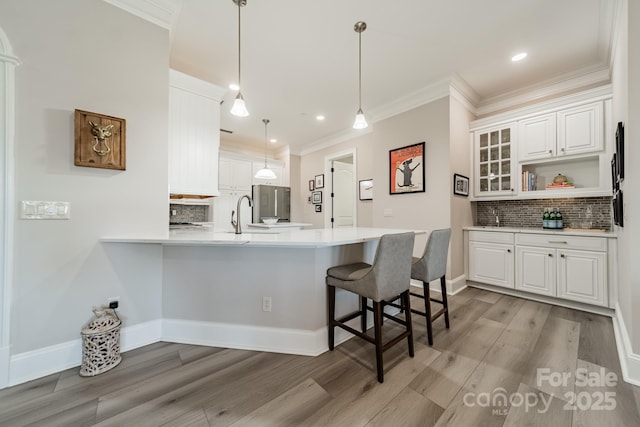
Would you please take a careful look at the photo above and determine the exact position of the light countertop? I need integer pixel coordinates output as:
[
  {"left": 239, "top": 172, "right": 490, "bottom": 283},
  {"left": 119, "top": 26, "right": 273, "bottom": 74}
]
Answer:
[
  {"left": 102, "top": 227, "right": 425, "bottom": 248},
  {"left": 464, "top": 226, "right": 617, "bottom": 238},
  {"left": 247, "top": 222, "right": 312, "bottom": 229}
]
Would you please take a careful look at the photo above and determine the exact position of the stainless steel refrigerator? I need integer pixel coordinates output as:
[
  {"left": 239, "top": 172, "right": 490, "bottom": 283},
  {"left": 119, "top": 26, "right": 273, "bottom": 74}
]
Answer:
[{"left": 252, "top": 185, "right": 291, "bottom": 223}]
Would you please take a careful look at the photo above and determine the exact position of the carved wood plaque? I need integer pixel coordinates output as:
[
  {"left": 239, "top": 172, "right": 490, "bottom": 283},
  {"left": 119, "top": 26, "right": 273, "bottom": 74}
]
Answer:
[{"left": 74, "top": 109, "right": 126, "bottom": 170}]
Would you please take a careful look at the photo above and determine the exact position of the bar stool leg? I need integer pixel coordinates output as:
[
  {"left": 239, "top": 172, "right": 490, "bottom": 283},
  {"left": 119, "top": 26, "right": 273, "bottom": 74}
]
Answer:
[
  {"left": 360, "top": 296, "right": 368, "bottom": 332},
  {"left": 440, "top": 276, "right": 450, "bottom": 329},
  {"left": 403, "top": 290, "right": 414, "bottom": 357},
  {"left": 328, "top": 285, "right": 336, "bottom": 351},
  {"left": 423, "top": 281, "right": 433, "bottom": 346},
  {"left": 373, "top": 300, "right": 384, "bottom": 383}
]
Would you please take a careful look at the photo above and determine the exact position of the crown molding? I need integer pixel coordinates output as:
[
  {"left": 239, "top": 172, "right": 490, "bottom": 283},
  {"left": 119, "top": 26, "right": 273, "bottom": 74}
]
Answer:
[
  {"left": 475, "top": 64, "right": 611, "bottom": 117},
  {"left": 296, "top": 126, "right": 373, "bottom": 156},
  {"left": 102, "top": 0, "right": 181, "bottom": 30}
]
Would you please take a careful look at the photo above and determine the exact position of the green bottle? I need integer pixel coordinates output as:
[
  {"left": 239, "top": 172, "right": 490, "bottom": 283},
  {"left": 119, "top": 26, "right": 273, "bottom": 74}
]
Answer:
[
  {"left": 543, "top": 208, "right": 550, "bottom": 229},
  {"left": 557, "top": 208, "right": 564, "bottom": 229},
  {"left": 549, "top": 208, "right": 557, "bottom": 229}
]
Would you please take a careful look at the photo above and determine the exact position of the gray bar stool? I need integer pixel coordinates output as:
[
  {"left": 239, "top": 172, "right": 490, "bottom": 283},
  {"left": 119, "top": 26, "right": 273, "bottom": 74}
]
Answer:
[
  {"left": 409, "top": 228, "right": 451, "bottom": 345},
  {"left": 326, "top": 232, "right": 415, "bottom": 383}
]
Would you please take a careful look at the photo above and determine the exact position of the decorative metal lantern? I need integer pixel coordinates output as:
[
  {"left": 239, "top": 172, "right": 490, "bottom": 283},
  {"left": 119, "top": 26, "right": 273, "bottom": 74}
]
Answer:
[{"left": 79, "top": 307, "right": 122, "bottom": 377}]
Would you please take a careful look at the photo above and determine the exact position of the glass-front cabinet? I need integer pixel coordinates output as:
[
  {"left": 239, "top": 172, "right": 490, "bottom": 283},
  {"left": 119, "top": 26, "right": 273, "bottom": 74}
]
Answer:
[{"left": 473, "top": 123, "right": 516, "bottom": 197}]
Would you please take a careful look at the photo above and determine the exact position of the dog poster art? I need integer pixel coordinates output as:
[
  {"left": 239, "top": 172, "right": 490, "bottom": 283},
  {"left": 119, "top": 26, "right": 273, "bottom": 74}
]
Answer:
[{"left": 389, "top": 142, "right": 425, "bottom": 194}]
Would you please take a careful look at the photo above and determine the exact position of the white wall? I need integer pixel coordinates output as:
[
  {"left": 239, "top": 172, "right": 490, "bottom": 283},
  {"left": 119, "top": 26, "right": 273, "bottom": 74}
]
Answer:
[
  {"left": 0, "top": 0, "right": 168, "bottom": 360},
  {"left": 299, "top": 97, "right": 454, "bottom": 265}
]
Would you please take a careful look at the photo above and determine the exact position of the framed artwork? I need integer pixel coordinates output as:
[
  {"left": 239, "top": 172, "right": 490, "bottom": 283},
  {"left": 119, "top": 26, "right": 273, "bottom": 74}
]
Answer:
[
  {"left": 611, "top": 154, "right": 618, "bottom": 193},
  {"left": 315, "top": 174, "right": 324, "bottom": 189},
  {"left": 312, "top": 191, "right": 322, "bottom": 204},
  {"left": 74, "top": 109, "right": 126, "bottom": 170},
  {"left": 616, "top": 121, "right": 624, "bottom": 182},
  {"left": 315, "top": 204, "right": 322, "bottom": 213},
  {"left": 359, "top": 179, "right": 373, "bottom": 200},
  {"left": 453, "top": 173, "right": 469, "bottom": 196},
  {"left": 308, "top": 180, "right": 315, "bottom": 191},
  {"left": 389, "top": 142, "right": 425, "bottom": 195}
]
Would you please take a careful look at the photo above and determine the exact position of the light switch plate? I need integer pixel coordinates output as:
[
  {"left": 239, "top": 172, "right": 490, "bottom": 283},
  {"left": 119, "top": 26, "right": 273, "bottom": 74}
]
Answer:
[{"left": 20, "top": 201, "right": 71, "bottom": 220}]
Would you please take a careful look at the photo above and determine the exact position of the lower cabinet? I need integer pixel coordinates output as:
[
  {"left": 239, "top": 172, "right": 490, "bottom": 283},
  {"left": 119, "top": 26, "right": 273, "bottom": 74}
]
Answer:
[
  {"left": 467, "top": 230, "right": 610, "bottom": 308},
  {"left": 468, "top": 231, "right": 514, "bottom": 289}
]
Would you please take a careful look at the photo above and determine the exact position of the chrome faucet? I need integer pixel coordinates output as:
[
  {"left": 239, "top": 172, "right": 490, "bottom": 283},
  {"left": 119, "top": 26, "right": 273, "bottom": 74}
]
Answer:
[{"left": 231, "top": 194, "right": 253, "bottom": 234}]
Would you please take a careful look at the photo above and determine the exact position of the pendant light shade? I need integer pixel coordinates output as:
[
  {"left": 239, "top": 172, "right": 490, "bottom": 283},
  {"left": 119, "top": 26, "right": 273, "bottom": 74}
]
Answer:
[
  {"left": 255, "top": 119, "right": 277, "bottom": 180},
  {"left": 353, "top": 21, "right": 368, "bottom": 129},
  {"left": 231, "top": 0, "right": 249, "bottom": 117}
]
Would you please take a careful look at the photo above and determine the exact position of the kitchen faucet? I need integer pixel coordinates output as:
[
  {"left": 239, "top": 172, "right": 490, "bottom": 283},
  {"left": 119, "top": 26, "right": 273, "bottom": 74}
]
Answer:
[{"left": 231, "top": 194, "right": 253, "bottom": 234}]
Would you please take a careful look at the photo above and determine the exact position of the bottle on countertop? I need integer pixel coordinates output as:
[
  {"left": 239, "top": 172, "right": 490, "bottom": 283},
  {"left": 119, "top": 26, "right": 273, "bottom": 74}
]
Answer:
[
  {"left": 549, "top": 208, "right": 557, "bottom": 229},
  {"left": 556, "top": 208, "right": 564, "bottom": 229},
  {"left": 543, "top": 208, "right": 550, "bottom": 229}
]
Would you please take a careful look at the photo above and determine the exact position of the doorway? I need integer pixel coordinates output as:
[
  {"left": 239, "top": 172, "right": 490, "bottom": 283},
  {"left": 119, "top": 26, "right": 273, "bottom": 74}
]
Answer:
[{"left": 324, "top": 149, "right": 357, "bottom": 228}]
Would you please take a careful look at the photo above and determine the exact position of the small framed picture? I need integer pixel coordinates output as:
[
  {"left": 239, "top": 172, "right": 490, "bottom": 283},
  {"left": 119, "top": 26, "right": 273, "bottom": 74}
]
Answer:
[
  {"left": 453, "top": 173, "right": 469, "bottom": 196},
  {"left": 315, "top": 204, "right": 322, "bottom": 213},
  {"left": 359, "top": 179, "right": 373, "bottom": 200},
  {"left": 308, "top": 180, "right": 315, "bottom": 191},
  {"left": 315, "top": 174, "right": 324, "bottom": 189},
  {"left": 312, "top": 191, "right": 322, "bottom": 204}
]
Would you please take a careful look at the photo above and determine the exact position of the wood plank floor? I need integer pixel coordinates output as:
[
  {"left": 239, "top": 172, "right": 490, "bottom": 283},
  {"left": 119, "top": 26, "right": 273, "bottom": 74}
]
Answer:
[{"left": 1, "top": 287, "right": 639, "bottom": 426}]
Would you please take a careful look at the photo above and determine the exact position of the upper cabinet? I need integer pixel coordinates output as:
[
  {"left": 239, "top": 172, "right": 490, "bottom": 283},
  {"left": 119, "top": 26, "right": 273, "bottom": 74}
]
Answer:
[
  {"left": 169, "top": 69, "right": 226, "bottom": 197},
  {"left": 473, "top": 123, "right": 516, "bottom": 197},
  {"left": 519, "top": 101, "right": 603, "bottom": 162},
  {"left": 470, "top": 88, "right": 612, "bottom": 200}
]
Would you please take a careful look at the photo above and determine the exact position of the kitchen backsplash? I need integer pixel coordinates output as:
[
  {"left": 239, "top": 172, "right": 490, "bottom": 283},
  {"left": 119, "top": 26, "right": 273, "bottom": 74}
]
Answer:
[
  {"left": 170, "top": 204, "right": 208, "bottom": 223},
  {"left": 474, "top": 197, "right": 613, "bottom": 230}
]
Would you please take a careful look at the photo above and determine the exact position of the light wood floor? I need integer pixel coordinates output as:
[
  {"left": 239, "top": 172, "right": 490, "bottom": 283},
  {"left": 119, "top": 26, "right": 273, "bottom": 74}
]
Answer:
[{"left": 1, "top": 287, "right": 639, "bottom": 426}]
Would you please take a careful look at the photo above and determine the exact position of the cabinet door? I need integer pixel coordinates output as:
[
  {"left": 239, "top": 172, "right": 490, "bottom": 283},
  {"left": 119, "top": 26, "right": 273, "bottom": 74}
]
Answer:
[
  {"left": 515, "top": 246, "right": 556, "bottom": 296},
  {"left": 474, "top": 124, "right": 516, "bottom": 197},
  {"left": 218, "top": 158, "right": 236, "bottom": 190},
  {"left": 234, "top": 160, "right": 253, "bottom": 191},
  {"left": 518, "top": 113, "right": 556, "bottom": 162},
  {"left": 557, "top": 249, "right": 607, "bottom": 306},
  {"left": 557, "top": 101, "right": 603, "bottom": 156},
  {"left": 219, "top": 158, "right": 253, "bottom": 191},
  {"left": 468, "top": 241, "right": 514, "bottom": 288}
]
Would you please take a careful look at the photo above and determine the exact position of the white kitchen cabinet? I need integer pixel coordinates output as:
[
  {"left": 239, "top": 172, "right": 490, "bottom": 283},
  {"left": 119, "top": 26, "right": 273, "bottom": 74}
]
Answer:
[
  {"left": 557, "top": 249, "right": 607, "bottom": 306},
  {"left": 468, "top": 231, "right": 514, "bottom": 289},
  {"left": 219, "top": 157, "right": 253, "bottom": 192},
  {"left": 557, "top": 101, "right": 603, "bottom": 157},
  {"left": 169, "top": 69, "right": 226, "bottom": 197},
  {"left": 473, "top": 123, "right": 516, "bottom": 197},
  {"left": 251, "top": 162, "right": 283, "bottom": 186},
  {"left": 515, "top": 233, "right": 607, "bottom": 306},
  {"left": 515, "top": 245, "right": 556, "bottom": 297},
  {"left": 518, "top": 113, "right": 557, "bottom": 162},
  {"left": 518, "top": 102, "right": 603, "bottom": 163}
]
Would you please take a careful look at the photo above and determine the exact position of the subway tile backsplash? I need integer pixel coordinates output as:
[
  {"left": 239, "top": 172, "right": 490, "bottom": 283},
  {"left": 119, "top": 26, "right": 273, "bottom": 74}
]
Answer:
[
  {"left": 474, "top": 197, "right": 612, "bottom": 231},
  {"left": 170, "top": 204, "right": 208, "bottom": 223}
]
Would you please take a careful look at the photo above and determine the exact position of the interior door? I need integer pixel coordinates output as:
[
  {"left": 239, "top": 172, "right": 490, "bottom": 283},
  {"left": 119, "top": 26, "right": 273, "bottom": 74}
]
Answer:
[{"left": 332, "top": 160, "right": 354, "bottom": 227}]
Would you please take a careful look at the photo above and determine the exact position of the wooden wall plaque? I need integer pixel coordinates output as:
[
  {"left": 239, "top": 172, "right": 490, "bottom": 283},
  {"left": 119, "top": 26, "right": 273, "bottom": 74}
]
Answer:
[{"left": 74, "top": 109, "right": 126, "bottom": 170}]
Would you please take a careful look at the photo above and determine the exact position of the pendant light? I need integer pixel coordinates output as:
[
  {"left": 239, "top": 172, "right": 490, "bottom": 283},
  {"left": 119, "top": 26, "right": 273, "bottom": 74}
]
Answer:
[
  {"left": 353, "top": 21, "right": 368, "bottom": 129},
  {"left": 230, "top": 0, "right": 249, "bottom": 117},
  {"left": 255, "top": 119, "right": 277, "bottom": 180}
]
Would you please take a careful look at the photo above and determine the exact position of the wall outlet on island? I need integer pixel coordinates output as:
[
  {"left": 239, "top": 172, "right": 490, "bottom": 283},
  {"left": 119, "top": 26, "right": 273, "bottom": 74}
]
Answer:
[{"left": 262, "top": 296, "right": 272, "bottom": 312}]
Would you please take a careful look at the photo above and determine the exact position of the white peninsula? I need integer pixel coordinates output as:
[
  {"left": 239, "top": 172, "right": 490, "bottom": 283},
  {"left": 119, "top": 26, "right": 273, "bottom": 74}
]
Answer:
[{"left": 102, "top": 227, "right": 426, "bottom": 356}]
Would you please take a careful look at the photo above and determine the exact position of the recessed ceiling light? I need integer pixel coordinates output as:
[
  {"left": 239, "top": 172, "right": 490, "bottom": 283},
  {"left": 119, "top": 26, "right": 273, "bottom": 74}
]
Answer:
[
  {"left": 316, "top": 115, "right": 325, "bottom": 121},
  {"left": 229, "top": 83, "right": 240, "bottom": 90},
  {"left": 511, "top": 52, "right": 527, "bottom": 62},
  {"left": 270, "top": 138, "right": 277, "bottom": 143}
]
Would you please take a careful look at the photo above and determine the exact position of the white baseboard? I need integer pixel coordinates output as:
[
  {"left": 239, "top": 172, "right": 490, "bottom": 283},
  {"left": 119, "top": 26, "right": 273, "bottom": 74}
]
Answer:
[
  {"left": 612, "top": 303, "right": 640, "bottom": 386},
  {"left": 410, "top": 274, "right": 467, "bottom": 296},
  {"left": 7, "top": 319, "right": 162, "bottom": 388}
]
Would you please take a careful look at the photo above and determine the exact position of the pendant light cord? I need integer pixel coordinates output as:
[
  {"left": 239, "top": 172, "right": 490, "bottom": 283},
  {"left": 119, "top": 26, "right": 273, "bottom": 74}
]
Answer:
[
  {"left": 358, "top": 29, "right": 362, "bottom": 110},
  {"left": 263, "top": 119, "right": 269, "bottom": 167},
  {"left": 237, "top": 1, "right": 241, "bottom": 90}
]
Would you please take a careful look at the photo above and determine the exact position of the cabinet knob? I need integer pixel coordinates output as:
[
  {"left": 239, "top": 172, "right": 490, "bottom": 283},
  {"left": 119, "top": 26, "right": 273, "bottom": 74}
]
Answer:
[
  {"left": 507, "top": 249, "right": 511, "bottom": 253},
  {"left": 560, "top": 253, "right": 565, "bottom": 258},
  {"left": 548, "top": 150, "right": 553, "bottom": 154},
  {"left": 561, "top": 148, "right": 565, "bottom": 152},
  {"left": 548, "top": 253, "right": 553, "bottom": 257}
]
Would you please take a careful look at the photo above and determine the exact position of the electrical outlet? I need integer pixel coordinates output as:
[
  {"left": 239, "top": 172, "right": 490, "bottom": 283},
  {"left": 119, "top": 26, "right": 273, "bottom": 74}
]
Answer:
[
  {"left": 262, "top": 296, "right": 272, "bottom": 312},
  {"left": 108, "top": 297, "right": 120, "bottom": 310}
]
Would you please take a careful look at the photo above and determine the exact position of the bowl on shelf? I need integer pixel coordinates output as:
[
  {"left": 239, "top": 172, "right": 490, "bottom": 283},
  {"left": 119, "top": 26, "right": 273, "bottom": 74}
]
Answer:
[{"left": 261, "top": 217, "right": 279, "bottom": 225}]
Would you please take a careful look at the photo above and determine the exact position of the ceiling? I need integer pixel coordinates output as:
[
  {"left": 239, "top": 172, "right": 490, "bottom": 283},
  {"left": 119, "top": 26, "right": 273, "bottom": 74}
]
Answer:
[{"left": 169, "top": 0, "right": 615, "bottom": 153}]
